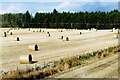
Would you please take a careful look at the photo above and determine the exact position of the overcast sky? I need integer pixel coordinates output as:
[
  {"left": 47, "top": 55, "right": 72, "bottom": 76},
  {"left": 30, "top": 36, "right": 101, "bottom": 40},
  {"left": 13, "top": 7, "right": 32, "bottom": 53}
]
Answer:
[{"left": 0, "top": 0, "right": 119, "bottom": 16}]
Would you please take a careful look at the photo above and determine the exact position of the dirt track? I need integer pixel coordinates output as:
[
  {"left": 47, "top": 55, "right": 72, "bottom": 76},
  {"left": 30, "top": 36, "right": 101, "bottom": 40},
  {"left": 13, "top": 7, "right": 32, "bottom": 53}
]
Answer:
[
  {"left": 49, "top": 54, "right": 118, "bottom": 78},
  {"left": 1, "top": 28, "right": 118, "bottom": 73}
]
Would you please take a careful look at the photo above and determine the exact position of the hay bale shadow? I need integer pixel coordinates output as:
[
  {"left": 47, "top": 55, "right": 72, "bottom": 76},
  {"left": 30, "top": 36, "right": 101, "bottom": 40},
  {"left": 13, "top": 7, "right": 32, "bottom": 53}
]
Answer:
[{"left": 30, "top": 61, "right": 38, "bottom": 64}]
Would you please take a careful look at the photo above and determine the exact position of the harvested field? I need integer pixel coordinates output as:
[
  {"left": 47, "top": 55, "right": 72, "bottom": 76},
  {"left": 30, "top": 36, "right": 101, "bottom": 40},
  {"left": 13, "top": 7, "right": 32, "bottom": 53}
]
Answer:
[{"left": 0, "top": 28, "right": 119, "bottom": 78}]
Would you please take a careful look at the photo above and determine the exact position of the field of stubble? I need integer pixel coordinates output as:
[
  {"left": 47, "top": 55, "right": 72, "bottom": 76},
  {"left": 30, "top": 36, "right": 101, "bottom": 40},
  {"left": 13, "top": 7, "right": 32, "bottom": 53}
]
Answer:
[{"left": 0, "top": 28, "right": 118, "bottom": 78}]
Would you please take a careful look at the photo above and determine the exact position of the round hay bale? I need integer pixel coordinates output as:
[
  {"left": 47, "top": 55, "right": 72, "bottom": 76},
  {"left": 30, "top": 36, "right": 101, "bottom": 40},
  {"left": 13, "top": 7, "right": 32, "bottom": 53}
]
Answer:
[
  {"left": 111, "top": 29, "right": 113, "bottom": 32},
  {"left": 61, "top": 30, "right": 63, "bottom": 32},
  {"left": 46, "top": 34, "right": 50, "bottom": 37},
  {"left": 61, "top": 36, "right": 63, "bottom": 39},
  {"left": 91, "top": 28, "right": 97, "bottom": 31},
  {"left": 7, "top": 31, "right": 9, "bottom": 33},
  {"left": 88, "top": 29, "right": 90, "bottom": 31},
  {"left": 48, "top": 34, "right": 50, "bottom": 37},
  {"left": 14, "top": 37, "right": 20, "bottom": 41},
  {"left": 39, "top": 30, "right": 41, "bottom": 32},
  {"left": 33, "top": 30, "right": 35, "bottom": 32},
  {"left": 112, "top": 28, "right": 115, "bottom": 32},
  {"left": 10, "top": 32, "right": 13, "bottom": 35},
  {"left": 115, "top": 29, "right": 119, "bottom": 34},
  {"left": 94, "top": 29, "right": 97, "bottom": 31},
  {"left": 4, "top": 32, "right": 6, "bottom": 34},
  {"left": 19, "top": 54, "right": 32, "bottom": 64},
  {"left": 47, "top": 32, "right": 49, "bottom": 34},
  {"left": 58, "top": 30, "right": 63, "bottom": 32},
  {"left": 80, "top": 32, "right": 82, "bottom": 35},
  {"left": 66, "top": 37, "right": 69, "bottom": 41},
  {"left": 59, "top": 36, "right": 63, "bottom": 39},
  {"left": 62, "top": 36, "right": 63, "bottom": 39},
  {"left": 113, "top": 35, "right": 118, "bottom": 38},
  {"left": 2, "top": 32, "right": 7, "bottom": 37},
  {"left": 63, "top": 37, "right": 70, "bottom": 41},
  {"left": 8, "top": 29, "right": 11, "bottom": 31},
  {"left": 29, "top": 44, "right": 39, "bottom": 51}
]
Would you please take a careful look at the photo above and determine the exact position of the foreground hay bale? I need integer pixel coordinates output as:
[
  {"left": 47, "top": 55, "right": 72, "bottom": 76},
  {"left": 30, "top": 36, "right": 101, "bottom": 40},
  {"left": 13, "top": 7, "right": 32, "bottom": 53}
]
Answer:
[
  {"left": 29, "top": 44, "right": 39, "bottom": 51},
  {"left": 14, "top": 37, "right": 20, "bottom": 41},
  {"left": 19, "top": 54, "right": 32, "bottom": 64},
  {"left": 2, "top": 32, "right": 7, "bottom": 37}
]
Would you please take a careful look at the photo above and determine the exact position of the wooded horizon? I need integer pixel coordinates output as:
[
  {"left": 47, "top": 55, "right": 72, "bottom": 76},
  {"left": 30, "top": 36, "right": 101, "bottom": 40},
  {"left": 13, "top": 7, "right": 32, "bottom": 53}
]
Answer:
[{"left": 1, "top": 9, "right": 120, "bottom": 29}]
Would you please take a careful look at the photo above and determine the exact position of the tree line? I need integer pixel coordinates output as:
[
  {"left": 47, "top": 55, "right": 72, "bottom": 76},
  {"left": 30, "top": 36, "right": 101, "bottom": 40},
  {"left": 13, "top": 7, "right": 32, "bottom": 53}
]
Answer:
[{"left": 1, "top": 9, "right": 120, "bottom": 29}]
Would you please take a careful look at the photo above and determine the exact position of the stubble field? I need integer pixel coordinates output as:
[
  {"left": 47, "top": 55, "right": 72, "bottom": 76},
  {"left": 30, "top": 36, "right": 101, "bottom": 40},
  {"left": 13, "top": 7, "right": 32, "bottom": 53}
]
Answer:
[{"left": 0, "top": 28, "right": 119, "bottom": 78}]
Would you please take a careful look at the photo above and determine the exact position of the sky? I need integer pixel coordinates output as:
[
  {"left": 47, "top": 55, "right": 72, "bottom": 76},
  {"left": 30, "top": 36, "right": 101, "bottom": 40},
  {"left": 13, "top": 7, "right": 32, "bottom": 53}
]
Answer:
[{"left": 0, "top": 0, "right": 119, "bottom": 16}]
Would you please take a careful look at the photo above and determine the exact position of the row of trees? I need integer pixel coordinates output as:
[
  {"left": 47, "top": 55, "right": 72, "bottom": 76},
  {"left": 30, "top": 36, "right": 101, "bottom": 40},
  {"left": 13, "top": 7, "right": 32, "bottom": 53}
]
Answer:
[{"left": 1, "top": 9, "right": 120, "bottom": 29}]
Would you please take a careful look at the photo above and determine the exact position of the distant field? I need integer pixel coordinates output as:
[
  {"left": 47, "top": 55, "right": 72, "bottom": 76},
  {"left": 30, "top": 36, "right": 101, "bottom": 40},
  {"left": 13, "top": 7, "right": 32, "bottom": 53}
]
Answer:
[{"left": 0, "top": 28, "right": 118, "bottom": 78}]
